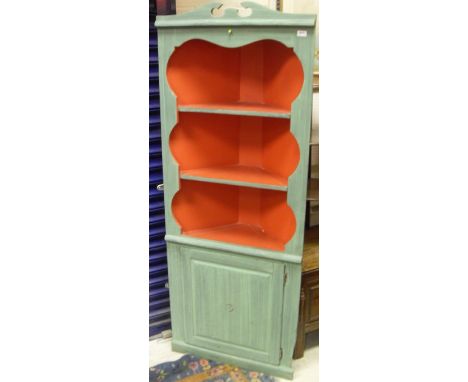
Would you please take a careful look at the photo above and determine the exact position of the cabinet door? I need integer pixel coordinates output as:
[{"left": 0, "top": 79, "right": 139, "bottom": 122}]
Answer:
[{"left": 181, "top": 246, "right": 284, "bottom": 365}]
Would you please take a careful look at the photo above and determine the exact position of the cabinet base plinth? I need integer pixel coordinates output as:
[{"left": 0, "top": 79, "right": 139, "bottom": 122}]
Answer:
[{"left": 172, "top": 339, "right": 294, "bottom": 380}]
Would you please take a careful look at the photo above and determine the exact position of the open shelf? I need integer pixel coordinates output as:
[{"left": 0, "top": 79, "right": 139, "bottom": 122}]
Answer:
[
  {"left": 170, "top": 113, "right": 298, "bottom": 190},
  {"left": 167, "top": 39, "right": 304, "bottom": 114},
  {"left": 179, "top": 102, "right": 290, "bottom": 119},
  {"left": 186, "top": 223, "right": 284, "bottom": 251},
  {"left": 172, "top": 180, "right": 295, "bottom": 251},
  {"left": 181, "top": 165, "right": 287, "bottom": 191}
]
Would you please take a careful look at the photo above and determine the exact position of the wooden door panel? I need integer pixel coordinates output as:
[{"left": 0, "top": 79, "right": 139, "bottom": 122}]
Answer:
[{"left": 181, "top": 246, "right": 284, "bottom": 365}]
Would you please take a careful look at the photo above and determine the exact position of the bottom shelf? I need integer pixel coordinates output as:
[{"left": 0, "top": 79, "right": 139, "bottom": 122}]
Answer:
[{"left": 185, "top": 223, "right": 284, "bottom": 251}]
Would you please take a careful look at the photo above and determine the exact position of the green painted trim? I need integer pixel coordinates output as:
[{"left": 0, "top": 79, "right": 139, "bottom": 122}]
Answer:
[
  {"left": 157, "top": 29, "right": 181, "bottom": 238},
  {"left": 172, "top": 339, "right": 294, "bottom": 380},
  {"left": 178, "top": 105, "right": 290, "bottom": 119},
  {"left": 156, "top": 2, "right": 316, "bottom": 29},
  {"left": 284, "top": 28, "right": 315, "bottom": 255},
  {"left": 165, "top": 234, "right": 302, "bottom": 264},
  {"left": 180, "top": 173, "right": 288, "bottom": 191}
]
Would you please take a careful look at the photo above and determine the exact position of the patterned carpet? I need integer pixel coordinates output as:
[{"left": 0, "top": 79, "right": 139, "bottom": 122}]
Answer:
[{"left": 149, "top": 354, "right": 275, "bottom": 382}]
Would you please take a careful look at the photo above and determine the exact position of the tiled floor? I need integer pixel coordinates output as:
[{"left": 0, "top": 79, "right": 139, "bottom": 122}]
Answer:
[{"left": 149, "top": 332, "right": 318, "bottom": 382}]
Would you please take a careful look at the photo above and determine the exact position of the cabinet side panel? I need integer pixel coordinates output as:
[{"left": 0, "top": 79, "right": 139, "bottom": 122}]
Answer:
[
  {"left": 280, "top": 263, "right": 302, "bottom": 369},
  {"left": 157, "top": 29, "right": 182, "bottom": 236},
  {"left": 285, "top": 27, "right": 316, "bottom": 254},
  {"left": 166, "top": 242, "right": 186, "bottom": 341}
]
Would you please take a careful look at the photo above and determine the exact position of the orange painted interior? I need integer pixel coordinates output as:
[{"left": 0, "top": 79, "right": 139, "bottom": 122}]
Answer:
[
  {"left": 167, "top": 39, "right": 302, "bottom": 251},
  {"left": 167, "top": 39, "right": 304, "bottom": 110},
  {"left": 170, "top": 113, "right": 300, "bottom": 187},
  {"left": 172, "top": 181, "right": 296, "bottom": 251}
]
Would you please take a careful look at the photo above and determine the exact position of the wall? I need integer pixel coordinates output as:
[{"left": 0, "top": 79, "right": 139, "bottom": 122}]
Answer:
[
  {"left": 176, "top": 0, "right": 277, "bottom": 14},
  {"left": 281, "top": 0, "right": 318, "bottom": 14}
]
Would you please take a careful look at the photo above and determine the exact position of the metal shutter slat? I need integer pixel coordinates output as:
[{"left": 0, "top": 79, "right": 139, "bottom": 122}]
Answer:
[
  {"left": 150, "top": 252, "right": 167, "bottom": 265},
  {"left": 149, "top": 212, "right": 165, "bottom": 225},
  {"left": 149, "top": 172, "right": 163, "bottom": 185},
  {"left": 149, "top": 199, "right": 164, "bottom": 212},
  {"left": 149, "top": 239, "right": 166, "bottom": 251},
  {"left": 150, "top": 263, "right": 168, "bottom": 276},
  {"left": 149, "top": 307, "right": 171, "bottom": 322},
  {"left": 150, "top": 297, "right": 170, "bottom": 311},
  {"left": 149, "top": 113, "right": 161, "bottom": 125},
  {"left": 149, "top": 225, "right": 165, "bottom": 238},
  {"left": 149, "top": 145, "right": 162, "bottom": 156},
  {"left": 149, "top": 97, "right": 160, "bottom": 111},
  {"left": 149, "top": 129, "right": 161, "bottom": 140}
]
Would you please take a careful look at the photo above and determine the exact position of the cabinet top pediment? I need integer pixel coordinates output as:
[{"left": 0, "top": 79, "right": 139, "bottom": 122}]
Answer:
[{"left": 155, "top": 1, "right": 316, "bottom": 28}]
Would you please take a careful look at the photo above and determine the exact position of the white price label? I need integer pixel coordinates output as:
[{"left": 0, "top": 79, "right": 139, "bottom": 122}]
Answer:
[{"left": 297, "top": 30, "right": 307, "bottom": 37}]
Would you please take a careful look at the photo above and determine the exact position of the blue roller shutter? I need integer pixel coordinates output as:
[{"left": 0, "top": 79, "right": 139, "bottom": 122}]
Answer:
[{"left": 149, "top": 0, "right": 170, "bottom": 337}]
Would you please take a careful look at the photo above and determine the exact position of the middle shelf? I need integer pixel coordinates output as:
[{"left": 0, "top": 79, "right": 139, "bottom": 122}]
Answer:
[
  {"left": 178, "top": 102, "right": 291, "bottom": 119},
  {"left": 170, "top": 112, "right": 299, "bottom": 190},
  {"left": 180, "top": 164, "right": 287, "bottom": 191}
]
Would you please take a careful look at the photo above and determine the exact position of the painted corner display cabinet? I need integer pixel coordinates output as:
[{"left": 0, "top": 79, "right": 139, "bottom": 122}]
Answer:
[{"left": 156, "top": 2, "right": 316, "bottom": 379}]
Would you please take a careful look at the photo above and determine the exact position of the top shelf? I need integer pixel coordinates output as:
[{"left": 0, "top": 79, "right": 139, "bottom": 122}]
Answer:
[
  {"left": 168, "top": 40, "right": 303, "bottom": 119},
  {"left": 178, "top": 102, "right": 291, "bottom": 119}
]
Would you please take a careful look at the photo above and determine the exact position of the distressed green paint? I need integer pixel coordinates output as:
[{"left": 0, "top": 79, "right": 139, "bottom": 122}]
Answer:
[
  {"left": 165, "top": 234, "right": 301, "bottom": 264},
  {"left": 280, "top": 262, "right": 303, "bottom": 368},
  {"left": 156, "top": 3, "right": 315, "bottom": 379},
  {"left": 156, "top": 2, "right": 316, "bottom": 28},
  {"left": 165, "top": 243, "right": 186, "bottom": 341},
  {"left": 180, "top": 246, "right": 284, "bottom": 364}
]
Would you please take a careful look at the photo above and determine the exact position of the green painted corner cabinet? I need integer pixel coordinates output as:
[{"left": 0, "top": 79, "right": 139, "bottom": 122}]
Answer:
[{"left": 155, "top": 2, "right": 316, "bottom": 379}]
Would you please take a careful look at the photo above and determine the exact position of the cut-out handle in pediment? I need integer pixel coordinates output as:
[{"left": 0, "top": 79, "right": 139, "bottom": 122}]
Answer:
[
  {"left": 155, "top": 1, "right": 316, "bottom": 28},
  {"left": 211, "top": 2, "right": 253, "bottom": 18}
]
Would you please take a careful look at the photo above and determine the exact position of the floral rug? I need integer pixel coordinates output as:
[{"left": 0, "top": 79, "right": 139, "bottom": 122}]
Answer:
[{"left": 149, "top": 354, "right": 275, "bottom": 382}]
